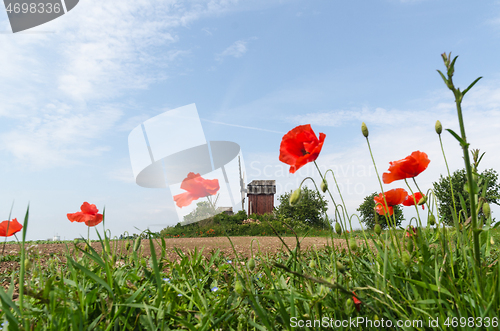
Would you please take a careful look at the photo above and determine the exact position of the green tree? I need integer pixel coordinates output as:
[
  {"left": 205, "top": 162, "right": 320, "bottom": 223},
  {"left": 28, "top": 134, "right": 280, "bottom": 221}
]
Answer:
[
  {"left": 275, "top": 187, "right": 328, "bottom": 228},
  {"left": 433, "top": 168, "right": 500, "bottom": 226},
  {"left": 357, "top": 192, "right": 404, "bottom": 229}
]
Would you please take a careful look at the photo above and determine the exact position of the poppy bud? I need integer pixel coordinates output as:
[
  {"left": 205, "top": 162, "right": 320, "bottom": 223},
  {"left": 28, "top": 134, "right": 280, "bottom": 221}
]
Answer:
[
  {"left": 321, "top": 178, "right": 328, "bottom": 193},
  {"left": 374, "top": 224, "right": 381, "bottom": 236},
  {"left": 235, "top": 280, "right": 244, "bottom": 296},
  {"left": 140, "top": 258, "right": 147, "bottom": 268},
  {"left": 335, "top": 222, "right": 342, "bottom": 235},
  {"left": 336, "top": 260, "right": 345, "bottom": 273},
  {"left": 349, "top": 239, "right": 358, "bottom": 252},
  {"left": 289, "top": 188, "right": 302, "bottom": 206},
  {"left": 361, "top": 122, "right": 369, "bottom": 138},
  {"left": 309, "top": 260, "right": 317, "bottom": 269},
  {"left": 407, "top": 239, "right": 414, "bottom": 253},
  {"left": 435, "top": 120, "right": 442, "bottom": 135},
  {"left": 402, "top": 251, "right": 411, "bottom": 268},
  {"left": 428, "top": 214, "right": 436, "bottom": 226},
  {"left": 134, "top": 237, "right": 141, "bottom": 252},
  {"left": 417, "top": 195, "right": 427, "bottom": 205},
  {"left": 483, "top": 202, "right": 491, "bottom": 218},
  {"left": 125, "top": 241, "right": 131, "bottom": 251},
  {"left": 247, "top": 257, "right": 256, "bottom": 271},
  {"left": 491, "top": 237, "right": 495, "bottom": 245},
  {"left": 345, "top": 298, "right": 354, "bottom": 314},
  {"left": 24, "top": 259, "right": 32, "bottom": 270}
]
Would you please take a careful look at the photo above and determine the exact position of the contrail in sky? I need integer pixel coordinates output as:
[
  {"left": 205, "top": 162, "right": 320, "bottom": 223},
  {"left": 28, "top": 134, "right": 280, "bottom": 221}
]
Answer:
[{"left": 200, "top": 118, "right": 285, "bottom": 134}]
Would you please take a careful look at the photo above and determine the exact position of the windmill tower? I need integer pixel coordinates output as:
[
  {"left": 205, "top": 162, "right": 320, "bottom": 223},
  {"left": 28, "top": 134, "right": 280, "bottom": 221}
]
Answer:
[{"left": 239, "top": 156, "right": 247, "bottom": 211}]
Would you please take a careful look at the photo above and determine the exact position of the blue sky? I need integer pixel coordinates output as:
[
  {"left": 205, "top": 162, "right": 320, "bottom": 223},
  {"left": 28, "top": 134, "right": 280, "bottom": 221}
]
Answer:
[{"left": 1, "top": 0, "right": 500, "bottom": 240}]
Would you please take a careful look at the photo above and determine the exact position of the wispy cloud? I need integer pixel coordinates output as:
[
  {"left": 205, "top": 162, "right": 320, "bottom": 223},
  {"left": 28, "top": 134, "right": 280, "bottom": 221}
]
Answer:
[
  {"left": 216, "top": 39, "right": 250, "bottom": 60},
  {"left": 201, "top": 118, "right": 285, "bottom": 134},
  {"left": 0, "top": 0, "right": 262, "bottom": 168}
]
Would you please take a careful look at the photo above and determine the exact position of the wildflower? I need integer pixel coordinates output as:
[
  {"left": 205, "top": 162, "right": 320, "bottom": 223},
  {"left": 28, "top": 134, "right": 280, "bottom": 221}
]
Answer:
[
  {"left": 402, "top": 192, "right": 425, "bottom": 210},
  {"left": 247, "top": 258, "right": 256, "bottom": 271},
  {"left": 402, "top": 251, "right": 411, "bottom": 268},
  {"left": 374, "top": 188, "right": 408, "bottom": 216},
  {"left": 405, "top": 226, "right": 417, "bottom": 237},
  {"left": 211, "top": 287, "right": 219, "bottom": 292},
  {"left": 163, "top": 278, "right": 170, "bottom": 283},
  {"left": 309, "top": 260, "right": 317, "bottom": 269},
  {"left": 279, "top": 124, "right": 326, "bottom": 174},
  {"left": 349, "top": 239, "right": 358, "bottom": 252},
  {"left": 335, "top": 222, "right": 342, "bottom": 235},
  {"left": 320, "top": 178, "right": 328, "bottom": 193},
  {"left": 361, "top": 122, "right": 369, "bottom": 138},
  {"left": 289, "top": 188, "right": 302, "bottom": 206},
  {"left": 67, "top": 202, "right": 103, "bottom": 227},
  {"left": 428, "top": 214, "right": 436, "bottom": 226},
  {"left": 483, "top": 202, "right": 491, "bottom": 218},
  {"left": 235, "top": 280, "right": 244, "bottom": 296},
  {"left": 382, "top": 151, "right": 430, "bottom": 184},
  {"left": 0, "top": 218, "right": 22, "bottom": 237},
  {"left": 345, "top": 298, "right": 354, "bottom": 314},
  {"left": 435, "top": 120, "right": 442, "bottom": 135},
  {"left": 336, "top": 261, "right": 345, "bottom": 273},
  {"left": 352, "top": 292, "right": 361, "bottom": 312},
  {"left": 173, "top": 172, "right": 219, "bottom": 208}
]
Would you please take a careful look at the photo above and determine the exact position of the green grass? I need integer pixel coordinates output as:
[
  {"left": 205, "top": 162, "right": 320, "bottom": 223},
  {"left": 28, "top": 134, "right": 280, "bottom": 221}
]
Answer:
[{"left": 2, "top": 53, "right": 499, "bottom": 330}]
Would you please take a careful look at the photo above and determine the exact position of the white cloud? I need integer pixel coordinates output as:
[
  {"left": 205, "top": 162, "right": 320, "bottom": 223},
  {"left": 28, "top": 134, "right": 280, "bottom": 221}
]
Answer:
[
  {"left": 0, "top": 104, "right": 122, "bottom": 168},
  {"left": 216, "top": 40, "right": 249, "bottom": 60},
  {"left": 0, "top": 0, "right": 267, "bottom": 168}
]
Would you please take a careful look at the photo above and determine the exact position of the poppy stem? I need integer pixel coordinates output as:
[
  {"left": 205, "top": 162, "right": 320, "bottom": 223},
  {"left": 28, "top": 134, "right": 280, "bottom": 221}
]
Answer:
[
  {"left": 439, "top": 53, "right": 481, "bottom": 269},
  {"left": 364, "top": 135, "right": 402, "bottom": 255},
  {"left": 404, "top": 179, "right": 423, "bottom": 228},
  {"left": 319, "top": 166, "right": 349, "bottom": 228},
  {"left": 438, "top": 134, "right": 458, "bottom": 222}
]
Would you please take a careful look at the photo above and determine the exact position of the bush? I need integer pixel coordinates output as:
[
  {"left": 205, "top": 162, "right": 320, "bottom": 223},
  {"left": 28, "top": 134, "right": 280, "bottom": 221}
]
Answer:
[{"left": 357, "top": 192, "right": 404, "bottom": 229}]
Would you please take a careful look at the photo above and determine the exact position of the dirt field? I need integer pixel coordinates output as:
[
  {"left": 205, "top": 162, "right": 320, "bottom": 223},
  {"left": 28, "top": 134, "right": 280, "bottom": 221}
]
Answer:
[{"left": 0, "top": 236, "right": 361, "bottom": 274}]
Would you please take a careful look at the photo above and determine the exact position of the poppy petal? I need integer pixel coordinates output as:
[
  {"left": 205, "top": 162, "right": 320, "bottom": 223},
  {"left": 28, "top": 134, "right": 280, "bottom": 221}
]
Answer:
[
  {"left": 0, "top": 218, "right": 23, "bottom": 237},
  {"left": 177, "top": 173, "right": 220, "bottom": 206},
  {"left": 67, "top": 212, "right": 89, "bottom": 223},
  {"left": 80, "top": 202, "right": 99, "bottom": 215},
  {"left": 374, "top": 188, "right": 407, "bottom": 216},
  {"left": 173, "top": 192, "right": 196, "bottom": 208},
  {"left": 383, "top": 151, "right": 430, "bottom": 184},
  {"left": 84, "top": 214, "right": 103, "bottom": 227}
]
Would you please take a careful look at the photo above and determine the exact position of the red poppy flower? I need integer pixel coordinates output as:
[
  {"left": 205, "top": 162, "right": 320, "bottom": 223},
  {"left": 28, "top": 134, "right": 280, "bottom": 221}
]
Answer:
[
  {"left": 406, "top": 226, "right": 417, "bottom": 237},
  {"left": 0, "top": 218, "right": 22, "bottom": 237},
  {"left": 279, "top": 124, "right": 326, "bottom": 174},
  {"left": 374, "top": 188, "right": 407, "bottom": 216},
  {"left": 382, "top": 151, "right": 430, "bottom": 184},
  {"left": 403, "top": 192, "right": 425, "bottom": 210},
  {"left": 67, "top": 202, "right": 103, "bottom": 227},
  {"left": 352, "top": 292, "right": 361, "bottom": 312},
  {"left": 173, "top": 172, "right": 220, "bottom": 208}
]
